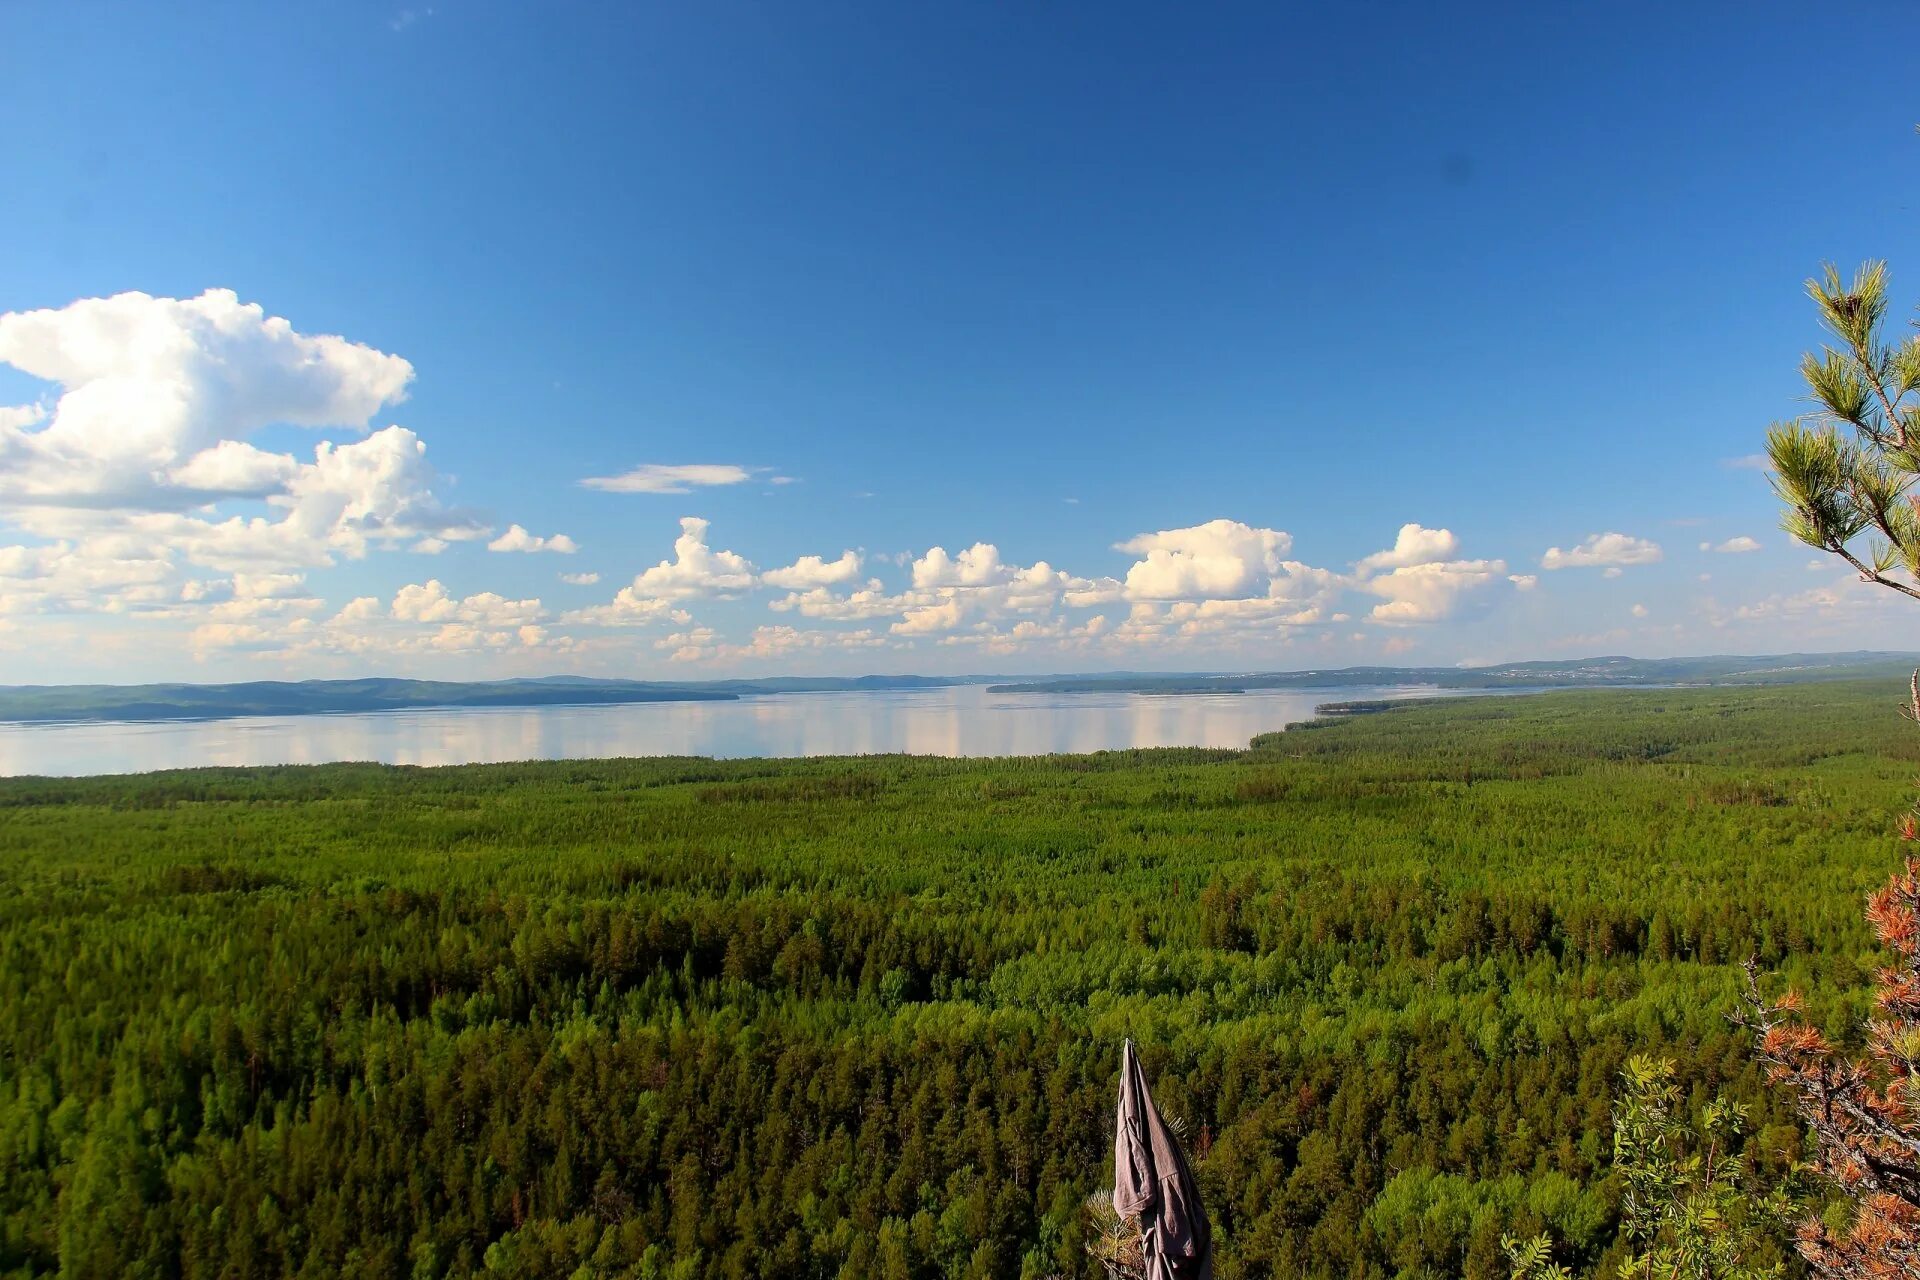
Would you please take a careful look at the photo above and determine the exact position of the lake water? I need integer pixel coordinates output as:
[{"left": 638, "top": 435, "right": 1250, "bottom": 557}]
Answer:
[{"left": 0, "top": 683, "right": 1453, "bottom": 777}]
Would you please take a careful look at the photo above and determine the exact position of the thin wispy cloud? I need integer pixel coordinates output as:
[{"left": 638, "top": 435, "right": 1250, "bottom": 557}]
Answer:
[{"left": 580, "top": 464, "right": 756, "bottom": 494}]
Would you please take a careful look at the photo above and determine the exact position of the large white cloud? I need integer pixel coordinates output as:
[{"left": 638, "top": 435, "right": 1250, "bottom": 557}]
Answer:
[
  {"left": 50, "top": 426, "right": 490, "bottom": 574},
  {"left": 762, "top": 541, "right": 1112, "bottom": 640},
  {"left": 189, "top": 578, "right": 558, "bottom": 662},
  {"left": 628, "top": 517, "right": 756, "bottom": 598},
  {"left": 0, "top": 289, "right": 536, "bottom": 617},
  {"left": 166, "top": 440, "right": 301, "bottom": 498},
  {"left": 1354, "top": 523, "right": 1459, "bottom": 574},
  {"left": 1116, "top": 519, "right": 1291, "bottom": 600},
  {"left": 560, "top": 517, "right": 753, "bottom": 625},
  {"left": 1541, "top": 532, "right": 1663, "bottom": 570},
  {"left": 762, "top": 550, "right": 862, "bottom": 589},
  {"left": 559, "top": 586, "right": 696, "bottom": 627},
  {"left": 768, "top": 583, "right": 901, "bottom": 620},
  {"left": 0, "top": 538, "right": 176, "bottom": 614},
  {"left": 279, "top": 427, "right": 485, "bottom": 559},
  {"left": 865, "top": 520, "right": 1511, "bottom": 647},
  {"left": 892, "top": 597, "right": 969, "bottom": 636},
  {"left": 1365, "top": 558, "right": 1508, "bottom": 624},
  {"left": 767, "top": 524, "right": 1330, "bottom": 644},
  {"left": 390, "top": 580, "right": 543, "bottom": 627},
  {"left": 911, "top": 543, "right": 1008, "bottom": 588},
  {"left": 1349, "top": 524, "right": 1512, "bottom": 624},
  {"left": 1265, "top": 560, "right": 1343, "bottom": 606},
  {"left": 0, "top": 289, "right": 412, "bottom": 508},
  {"left": 889, "top": 547, "right": 1120, "bottom": 636},
  {"left": 1115, "top": 562, "right": 1344, "bottom": 642},
  {"left": 157, "top": 573, "right": 325, "bottom": 623},
  {"left": 179, "top": 572, "right": 309, "bottom": 604},
  {"left": 391, "top": 580, "right": 461, "bottom": 623},
  {"left": 1063, "top": 576, "right": 1126, "bottom": 607}
]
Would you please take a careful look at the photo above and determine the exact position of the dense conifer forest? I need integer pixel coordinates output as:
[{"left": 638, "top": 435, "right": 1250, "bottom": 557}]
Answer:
[{"left": 1, "top": 681, "right": 1908, "bottom": 1279}]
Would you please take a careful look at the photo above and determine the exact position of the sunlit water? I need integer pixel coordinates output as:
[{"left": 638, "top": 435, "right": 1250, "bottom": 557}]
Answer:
[{"left": 0, "top": 684, "right": 1459, "bottom": 777}]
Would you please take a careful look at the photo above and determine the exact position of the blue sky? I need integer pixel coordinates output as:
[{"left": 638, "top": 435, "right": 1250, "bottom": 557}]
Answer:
[{"left": 1, "top": 1, "right": 1916, "bottom": 681}]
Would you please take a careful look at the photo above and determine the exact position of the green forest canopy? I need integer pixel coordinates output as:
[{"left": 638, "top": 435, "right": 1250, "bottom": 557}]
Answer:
[{"left": 1, "top": 681, "right": 1908, "bottom": 1278}]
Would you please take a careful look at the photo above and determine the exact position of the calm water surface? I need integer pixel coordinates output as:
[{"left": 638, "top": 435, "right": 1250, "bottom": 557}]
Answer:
[{"left": 0, "top": 684, "right": 1455, "bottom": 777}]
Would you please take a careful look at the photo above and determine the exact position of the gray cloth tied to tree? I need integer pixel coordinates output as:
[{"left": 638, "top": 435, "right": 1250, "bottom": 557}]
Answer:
[{"left": 1112, "top": 1039, "right": 1212, "bottom": 1280}]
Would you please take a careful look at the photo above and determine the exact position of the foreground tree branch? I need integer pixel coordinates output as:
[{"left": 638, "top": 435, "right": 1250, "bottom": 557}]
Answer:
[{"left": 1747, "top": 261, "right": 1920, "bottom": 1279}]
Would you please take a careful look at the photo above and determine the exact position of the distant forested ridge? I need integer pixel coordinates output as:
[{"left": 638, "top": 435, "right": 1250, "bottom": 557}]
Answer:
[
  {"left": 0, "top": 674, "right": 972, "bottom": 723},
  {"left": 6, "top": 651, "right": 1912, "bottom": 725},
  {"left": 987, "top": 650, "right": 1920, "bottom": 694},
  {"left": 0, "top": 682, "right": 1903, "bottom": 1277}
]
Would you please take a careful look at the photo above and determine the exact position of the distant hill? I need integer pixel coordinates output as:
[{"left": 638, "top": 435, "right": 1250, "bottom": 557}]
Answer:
[
  {"left": 0, "top": 675, "right": 1021, "bottom": 725},
  {"left": 985, "top": 651, "right": 1920, "bottom": 694},
  {"left": 0, "top": 678, "right": 744, "bottom": 723},
  {"left": 6, "top": 654, "right": 1915, "bottom": 724},
  {"left": 0, "top": 674, "right": 1013, "bottom": 723}
]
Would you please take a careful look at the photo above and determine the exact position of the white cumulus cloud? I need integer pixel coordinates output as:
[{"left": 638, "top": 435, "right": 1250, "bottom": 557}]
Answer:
[
  {"left": 0, "top": 289, "right": 549, "bottom": 619},
  {"left": 627, "top": 517, "right": 756, "bottom": 598},
  {"left": 769, "top": 582, "right": 900, "bottom": 620},
  {"left": 560, "top": 517, "right": 753, "bottom": 625},
  {"left": 83, "top": 426, "right": 488, "bottom": 573},
  {"left": 1700, "top": 536, "right": 1762, "bottom": 554},
  {"left": 1354, "top": 523, "right": 1460, "bottom": 574},
  {"left": 0, "top": 288, "right": 412, "bottom": 509},
  {"left": 1540, "top": 532, "right": 1663, "bottom": 570},
  {"left": 1116, "top": 519, "right": 1291, "bottom": 600},
  {"left": 488, "top": 524, "right": 579, "bottom": 554},
  {"left": 762, "top": 550, "right": 862, "bottom": 590},
  {"left": 912, "top": 543, "right": 1009, "bottom": 588},
  {"left": 1364, "top": 559, "right": 1508, "bottom": 624},
  {"left": 892, "top": 598, "right": 969, "bottom": 636}
]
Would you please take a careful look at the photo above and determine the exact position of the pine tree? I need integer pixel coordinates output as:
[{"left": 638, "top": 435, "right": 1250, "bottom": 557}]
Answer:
[
  {"left": 1769, "top": 262, "right": 1920, "bottom": 607},
  {"left": 1749, "top": 261, "right": 1920, "bottom": 1277},
  {"left": 1505, "top": 1057, "right": 1797, "bottom": 1280}
]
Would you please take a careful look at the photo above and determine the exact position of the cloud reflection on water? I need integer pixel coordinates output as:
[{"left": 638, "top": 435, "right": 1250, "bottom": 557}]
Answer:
[{"left": 0, "top": 685, "right": 1449, "bottom": 777}]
